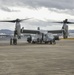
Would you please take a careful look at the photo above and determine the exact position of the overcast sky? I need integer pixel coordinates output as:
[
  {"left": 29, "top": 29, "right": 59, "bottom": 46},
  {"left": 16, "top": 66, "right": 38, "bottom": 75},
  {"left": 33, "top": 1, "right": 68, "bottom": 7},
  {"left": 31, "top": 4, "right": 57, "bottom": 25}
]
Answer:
[{"left": 0, "top": 0, "right": 74, "bottom": 30}]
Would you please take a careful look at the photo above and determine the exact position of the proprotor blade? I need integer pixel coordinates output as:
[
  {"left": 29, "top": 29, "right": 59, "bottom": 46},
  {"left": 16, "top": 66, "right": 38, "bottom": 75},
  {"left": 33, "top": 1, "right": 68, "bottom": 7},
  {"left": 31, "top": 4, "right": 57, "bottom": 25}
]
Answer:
[
  {"left": 20, "top": 18, "right": 31, "bottom": 22},
  {"left": 0, "top": 20, "right": 16, "bottom": 23},
  {"left": 66, "top": 22, "right": 74, "bottom": 24},
  {"left": 52, "top": 19, "right": 68, "bottom": 24},
  {"left": 52, "top": 22, "right": 63, "bottom": 23},
  {"left": 0, "top": 18, "right": 31, "bottom": 23},
  {"left": 52, "top": 19, "right": 74, "bottom": 24}
]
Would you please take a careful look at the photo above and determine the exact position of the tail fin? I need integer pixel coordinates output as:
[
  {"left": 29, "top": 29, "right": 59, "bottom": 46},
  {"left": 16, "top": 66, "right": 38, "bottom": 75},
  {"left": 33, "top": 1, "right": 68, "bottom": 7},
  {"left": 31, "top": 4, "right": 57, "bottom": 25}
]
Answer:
[{"left": 37, "top": 27, "right": 40, "bottom": 30}]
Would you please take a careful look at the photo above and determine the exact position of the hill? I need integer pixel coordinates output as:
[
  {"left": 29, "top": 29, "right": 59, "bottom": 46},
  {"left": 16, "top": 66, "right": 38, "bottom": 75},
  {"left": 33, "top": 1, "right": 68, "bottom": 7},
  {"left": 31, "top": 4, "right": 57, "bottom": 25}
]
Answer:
[
  {"left": 0, "top": 29, "right": 14, "bottom": 35},
  {"left": 69, "top": 30, "right": 74, "bottom": 33}
]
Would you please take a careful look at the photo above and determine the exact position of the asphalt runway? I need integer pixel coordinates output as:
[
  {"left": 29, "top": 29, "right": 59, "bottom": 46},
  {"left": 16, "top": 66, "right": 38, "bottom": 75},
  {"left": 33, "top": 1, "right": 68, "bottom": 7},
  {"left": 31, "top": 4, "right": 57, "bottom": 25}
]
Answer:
[{"left": 0, "top": 39, "right": 74, "bottom": 75}]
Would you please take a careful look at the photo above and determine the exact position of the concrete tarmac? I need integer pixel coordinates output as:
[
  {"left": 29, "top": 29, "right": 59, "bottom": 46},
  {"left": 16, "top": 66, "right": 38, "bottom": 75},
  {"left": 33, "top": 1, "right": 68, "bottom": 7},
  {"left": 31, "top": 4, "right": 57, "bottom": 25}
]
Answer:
[{"left": 0, "top": 39, "right": 74, "bottom": 75}]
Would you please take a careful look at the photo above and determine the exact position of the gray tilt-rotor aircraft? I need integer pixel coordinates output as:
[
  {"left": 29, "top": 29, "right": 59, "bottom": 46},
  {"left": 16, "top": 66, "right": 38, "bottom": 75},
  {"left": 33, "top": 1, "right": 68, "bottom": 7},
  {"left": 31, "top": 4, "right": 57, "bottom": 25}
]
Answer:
[{"left": 0, "top": 18, "right": 74, "bottom": 43}]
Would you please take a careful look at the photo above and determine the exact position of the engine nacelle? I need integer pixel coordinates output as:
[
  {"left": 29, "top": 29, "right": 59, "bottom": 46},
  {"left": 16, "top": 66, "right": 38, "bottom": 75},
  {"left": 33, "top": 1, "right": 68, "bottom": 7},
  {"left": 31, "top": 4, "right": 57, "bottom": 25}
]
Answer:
[
  {"left": 14, "top": 22, "right": 21, "bottom": 39},
  {"left": 62, "top": 24, "right": 68, "bottom": 39}
]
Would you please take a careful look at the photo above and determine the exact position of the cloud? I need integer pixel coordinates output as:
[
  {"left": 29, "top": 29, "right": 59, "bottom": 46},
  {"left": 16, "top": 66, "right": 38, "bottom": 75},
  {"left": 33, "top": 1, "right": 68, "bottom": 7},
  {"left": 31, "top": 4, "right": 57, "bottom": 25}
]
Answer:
[
  {"left": 0, "top": 0, "right": 74, "bottom": 9},
  {"left": 0, "top": 0, "right": 74, "bottom": 16},
  {"left": 23, "top": 0, "right": 74, "bottom": 9},
  {"left": 0, "top": 0, "right": 74, "bottom": 30},
  {"left": 0, "top": 6, "right": 20, "bottom": 12}
]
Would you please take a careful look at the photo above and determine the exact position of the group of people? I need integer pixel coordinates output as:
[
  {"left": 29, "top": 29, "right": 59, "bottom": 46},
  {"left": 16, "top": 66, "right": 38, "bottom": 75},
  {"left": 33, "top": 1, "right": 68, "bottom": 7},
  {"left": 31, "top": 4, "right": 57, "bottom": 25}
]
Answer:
[{"left": 10, "top": 37, "right": 17, "bottom": 45}]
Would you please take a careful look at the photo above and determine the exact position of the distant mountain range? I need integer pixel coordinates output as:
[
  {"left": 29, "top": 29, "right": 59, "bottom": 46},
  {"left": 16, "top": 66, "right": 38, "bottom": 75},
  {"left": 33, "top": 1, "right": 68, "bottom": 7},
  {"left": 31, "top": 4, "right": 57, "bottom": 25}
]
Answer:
[
  {"left": 0, "top": 29, "right": 74, "bottom": 35},
  {"left": 69, "top": 30, "right": 74, "bottom": 33},
  {"left": 0, "top": 29, "right": 13, "bottom": 35}
]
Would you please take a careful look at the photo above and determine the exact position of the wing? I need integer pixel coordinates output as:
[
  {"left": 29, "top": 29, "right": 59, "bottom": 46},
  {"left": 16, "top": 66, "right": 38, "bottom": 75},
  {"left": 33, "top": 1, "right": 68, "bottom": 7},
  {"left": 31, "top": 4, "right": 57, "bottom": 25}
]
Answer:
[
  {"left": 48, "top": 30, "right": 63, "bottom": 34},
  {"left": 21, "top": 29, "right": 40, "bottom": 34}
]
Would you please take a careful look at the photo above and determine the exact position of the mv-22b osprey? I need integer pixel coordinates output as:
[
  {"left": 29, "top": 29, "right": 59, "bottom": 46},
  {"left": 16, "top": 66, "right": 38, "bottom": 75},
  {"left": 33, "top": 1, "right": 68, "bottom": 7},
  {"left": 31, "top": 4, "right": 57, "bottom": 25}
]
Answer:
[{"left": 0, "top": 18, "right": 74, "bottom": 44}]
